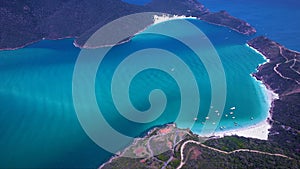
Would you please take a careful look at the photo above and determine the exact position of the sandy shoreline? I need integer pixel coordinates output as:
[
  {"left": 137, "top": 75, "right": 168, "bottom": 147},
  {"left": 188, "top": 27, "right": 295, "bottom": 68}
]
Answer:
[
  {"left": 196, "top": 44, "right": 279, "bottom": 140},
  {"left": 99, "top": 43, "right": 279, "bottom": 168},
  {"left": 208, "top": 81, "right": 276, "bottom": 140}
]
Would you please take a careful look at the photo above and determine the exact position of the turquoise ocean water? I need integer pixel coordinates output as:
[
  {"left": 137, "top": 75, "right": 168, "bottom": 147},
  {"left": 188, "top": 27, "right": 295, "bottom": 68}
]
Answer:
[{"left": 0, "top": 19, "right": 268, "bottom": 168}]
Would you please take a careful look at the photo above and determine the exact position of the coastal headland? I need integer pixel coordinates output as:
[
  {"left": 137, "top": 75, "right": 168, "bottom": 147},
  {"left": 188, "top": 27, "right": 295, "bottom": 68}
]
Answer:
[
  {"left": 99, "top": 35, "right": 300, "bottom": 168},
  {"left": 0, "top": 0, "right": 255, "bottom": 50},
  {"left": 248, "top": 36, "right": 300, "bottom": 152},
  {"left": 99, "top": 36, "right": 300, "bottom": 168},
  {"left": 1, "top": 0, "right": 299, "bottom": 168}
]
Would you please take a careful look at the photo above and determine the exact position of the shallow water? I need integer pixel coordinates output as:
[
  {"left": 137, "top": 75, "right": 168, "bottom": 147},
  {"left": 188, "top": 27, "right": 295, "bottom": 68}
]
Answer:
[{"left": 0, "top": 19, "right": 267, "bottom": 168}]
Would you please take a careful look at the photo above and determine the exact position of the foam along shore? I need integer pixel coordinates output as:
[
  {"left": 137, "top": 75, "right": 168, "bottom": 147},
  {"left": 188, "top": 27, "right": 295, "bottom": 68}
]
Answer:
[
  {"left": 246, "top": 43, "right": 270, "bottom": 62},
  {"left": 200, "top": 44, "right": 279, "bottom": 141},
  {"left": 212, "top": 82, "right": 277, "bottom": 140},
  {"left": 213, "top": 120, "right": 271, "bottom": 140}
]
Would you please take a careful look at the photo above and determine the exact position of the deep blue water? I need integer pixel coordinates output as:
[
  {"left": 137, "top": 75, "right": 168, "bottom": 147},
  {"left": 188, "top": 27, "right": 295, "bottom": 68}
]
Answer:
[
  {"left": 0, "top": 1, "right": 295, "bottom": 168},
  {"left": 200, "top": 0, "right": 300, "bottom": 51},
  {"left": 123, "top": 0, "right": 300, "bottom": 51},
  {"left": 122, "top": 0, "right": 150, "bottom": 5},
  {"left": 0, "top": 19, "right": 267, "bottom": 168},
  {"left": 5, "top": 0, "right": 300, "bottom": 167}
]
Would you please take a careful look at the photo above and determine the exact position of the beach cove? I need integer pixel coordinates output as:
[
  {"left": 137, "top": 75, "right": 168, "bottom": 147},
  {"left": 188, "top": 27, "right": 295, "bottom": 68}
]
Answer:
[{"left": 0, "top": 19, "right": 271, "bottom": 168}]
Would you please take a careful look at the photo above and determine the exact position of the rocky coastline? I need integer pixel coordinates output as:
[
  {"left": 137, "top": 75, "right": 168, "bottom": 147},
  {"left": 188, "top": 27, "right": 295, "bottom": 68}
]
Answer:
[
  {"left": 248, "top": 36, "right": 300, "bottom": 153},
  {"left": 0, "top": 0, "right": 255, "bottom": 50},
  {"left": 1, "top": 0, "right": 299, "bottom": 168},
  {"left": 99, "top": 35, "right": 300, "bottom": 169}
]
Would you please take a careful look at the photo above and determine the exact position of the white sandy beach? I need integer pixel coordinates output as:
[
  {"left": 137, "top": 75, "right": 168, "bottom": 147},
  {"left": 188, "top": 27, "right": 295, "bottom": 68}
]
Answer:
[
  {"left": 210, "top": 80, "right": 277, "bottom": 140},
  {"left": 207, "top": 45, "right": 279, "bottom": 140},
  {"left": 153, "top": 14, "right": 197, "bottom": 24}
]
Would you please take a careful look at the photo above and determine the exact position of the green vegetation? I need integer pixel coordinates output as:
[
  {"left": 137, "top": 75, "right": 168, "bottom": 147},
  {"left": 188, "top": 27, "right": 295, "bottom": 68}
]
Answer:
[
  {"left": 204, "top": 136, "right": 299, "bottom": 160},
  {"left": 156, "top": 153, "right": 170, "bottom": 162},
  {"left": 182, "top": 140, "right": 299, "bottom": 169},
  {"left": 101, "top": 132, "right": 299, "bottom": 169},
  {"left": 169, "top": 159, "right": 180, "bottom": 168}
]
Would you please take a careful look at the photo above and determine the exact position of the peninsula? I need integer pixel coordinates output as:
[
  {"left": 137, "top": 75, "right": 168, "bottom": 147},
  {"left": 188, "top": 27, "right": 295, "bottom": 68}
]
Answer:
[
  {"left": 248, "top": 36, "right": 300, "bottom": 152},
  {"left": 99, "top": 36, "right": 300, "bottom": 169},
  {"left": 1, "top": 0, "right": 298, "bottom": 168},
  {"left": 99, "top": 123, "right": 299, "bottom": 169},
  {"left": 0, "top": 0, "right": 255, "bottom": 50}
]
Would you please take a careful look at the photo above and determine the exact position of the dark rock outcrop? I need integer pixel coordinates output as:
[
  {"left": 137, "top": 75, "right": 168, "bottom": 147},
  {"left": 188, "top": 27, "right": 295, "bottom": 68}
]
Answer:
[
  {"left": 199, "top": 10, "right": 256, "bottom": 35},
  {"left": 248, "top": 36, "right": 300, "bottom": 154}
]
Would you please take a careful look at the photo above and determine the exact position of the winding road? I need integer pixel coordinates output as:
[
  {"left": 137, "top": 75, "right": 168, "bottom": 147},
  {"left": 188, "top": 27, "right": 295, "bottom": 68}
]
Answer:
[{"left": 177, "top": 140, "right": 294, "bottom": 169}]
